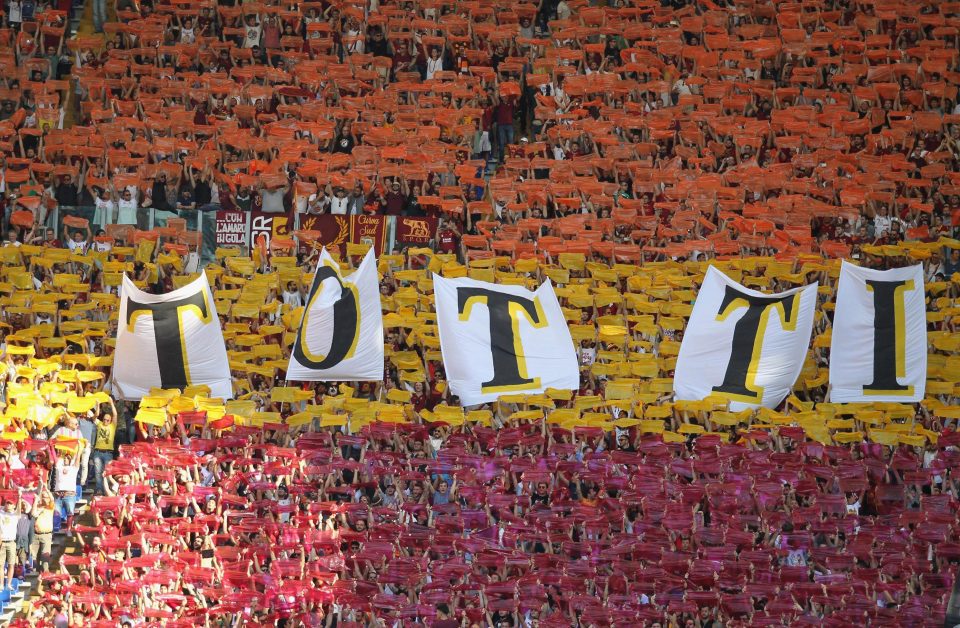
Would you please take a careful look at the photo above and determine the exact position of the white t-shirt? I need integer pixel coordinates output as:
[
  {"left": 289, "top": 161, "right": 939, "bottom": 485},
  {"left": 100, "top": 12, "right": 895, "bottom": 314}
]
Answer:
[
  {"left": 426, "top": 56, "right": 444, "bottom": 80},
  {"left": 282, "top": 290, "right": 302, "bottom": 307},
  {"left": 117, "top": 198, "right": 138, "bottom": 224},
  {"left": 55, "top": 462, "right": 80, "bottom": 492},
  {"left": 305, "top": 195, "right": 329, "bottom": 215},
  {"left": 343, "top": 28, "right": 363, "bottom": 54},
  {"left": 277, "top": 497, "right": 291, "bottom": 523},
  {"left": 874, "top": 214, "right": 893, "bottom": 237},
  {"left": 261, "top": 188, "right": 285, "bottom": 213},
  {"left": 579, "top": 346, "right": 596, "bottom": 366},
  {"left": 243, "top": 23, "right": 262, "bottom": 48},
  {"left": 0, "top": 511, "right": 18, "bottom": 541},
  {"left": 95, "top": 197, "right": 117, "bottom": 223},
  {"left": 67, "top": 238, "right": 88, "bottom": 253},
  {"left": 330, "top": 196, "right": 349, "bottom": 215}
]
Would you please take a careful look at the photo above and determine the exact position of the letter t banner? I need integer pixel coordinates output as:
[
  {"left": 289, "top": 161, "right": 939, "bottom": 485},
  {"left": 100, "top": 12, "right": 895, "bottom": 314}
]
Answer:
[
  {"left": 113, "top": 273, "right": 233, "bottom": 400},
  {"left": 674, "top": 266, "right": 818, "bottom": 411},
  {"left": 434, "top": 274, "right": 579, "bottom": 407}
]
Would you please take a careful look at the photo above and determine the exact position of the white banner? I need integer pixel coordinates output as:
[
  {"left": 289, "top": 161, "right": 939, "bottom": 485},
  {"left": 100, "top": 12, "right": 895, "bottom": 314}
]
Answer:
[
  {"left": 433, "top": 275, "right": 579, "bottom": 406},
  {"left": 114, "top": 273, "right": 232, "bottom": 400},
  {"left": 287, "top": 249, "right": 384, "bottom": 381},
  {"left": 674, "top": 266, "right": 817, "bottom": 411},
  {"left": 829, "top": 261, "right": 926, "bottom": 402}
]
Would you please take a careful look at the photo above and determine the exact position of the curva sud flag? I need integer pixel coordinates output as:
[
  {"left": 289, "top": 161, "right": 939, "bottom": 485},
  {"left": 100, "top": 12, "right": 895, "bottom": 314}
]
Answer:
[
  {"left": 113, "top": 273, "right": 232, "bottom": 400},
  {"left": 674, "top": 266, "right": 817, "bottom": 411},
  {"left": 286, "top": 248, "right": 384, "bottom": 381},
  {"left": 433, "top": 275, "right": 579, "bottom": 406},
  {"left": 829, "top": 261, "right": 926, "bottom": 402}
]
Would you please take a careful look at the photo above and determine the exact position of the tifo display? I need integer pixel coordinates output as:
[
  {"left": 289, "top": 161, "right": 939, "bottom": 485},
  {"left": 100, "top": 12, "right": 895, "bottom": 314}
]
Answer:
[
  {"left": 5, "top": 0, "right": 960, "bottom": 624},
  {"left": 114, "top": 255, "right": 929, "bottom": 413}
]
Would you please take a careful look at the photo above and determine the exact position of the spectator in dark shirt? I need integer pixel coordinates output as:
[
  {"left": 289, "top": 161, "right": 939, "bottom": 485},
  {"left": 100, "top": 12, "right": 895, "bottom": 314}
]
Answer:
[
  {"left": 367, "top": 27, "right": 389, "bottom": 58},
  {"left": 944, "top": 247, "right": 960, "bottom": 277},
  {"left": 194, "top": 177, "right": 211, "bottom": 208},
  {"left": 55, "top": 174, "right": 80, "bottom": 206},
  {"left": 405, "top": 183, "right": 426, "bottom": 217},
  {"left": 150, "top": 174, "right": 173, "bottom": 212},
  {"left": 333, "top": 131, "right": 354, "bottom": 154},
  {"left": 530, "top": 482, "right": 551, "bottom": 507}
]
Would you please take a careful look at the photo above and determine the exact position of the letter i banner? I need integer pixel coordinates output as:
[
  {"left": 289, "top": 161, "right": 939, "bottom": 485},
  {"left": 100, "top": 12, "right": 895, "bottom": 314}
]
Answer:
[
  {"left": 829, "top": 261, "right": 926, "bottom": 402},
  {"left": 287, "top": 248, "right": 384, "bottom": 381},
  {"left": 433, "top": 275, "right": 579, "bottom": 406},
  {"left": 674, "top": 266, "right": 818, "bottom": 411},
  {"left": 113, "top": 273, "right": 233, "bottom": 400}
]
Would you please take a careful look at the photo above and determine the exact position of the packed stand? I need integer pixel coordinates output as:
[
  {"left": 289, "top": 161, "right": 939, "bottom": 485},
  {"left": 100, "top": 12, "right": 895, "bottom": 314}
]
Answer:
[
  {"left": 0, "top": 0, "right": 956, "bottom": 626},
  {"left": 1, "top": 0, "right": 959, "bottom": 263},
  {"left": 0, "top": 243, "right": 950, "bottom": 627}
]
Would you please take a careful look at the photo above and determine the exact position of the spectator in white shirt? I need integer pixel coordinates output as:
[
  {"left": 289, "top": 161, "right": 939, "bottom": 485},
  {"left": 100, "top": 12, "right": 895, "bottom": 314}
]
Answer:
[
  {"left": 0, "top": 493, "right": 24, "bottom": 590},
  {"left": 330, "top": 187, "right": 350, "bottom": 215},
  {"left": 54, "top": 454, "right": 81, "bottom": 531},
  {"left": 64, "top": 222, "right": 92, "bottom": 253},
  {"left": 873, "top": 207, "right": 894, "bottom": 238}
]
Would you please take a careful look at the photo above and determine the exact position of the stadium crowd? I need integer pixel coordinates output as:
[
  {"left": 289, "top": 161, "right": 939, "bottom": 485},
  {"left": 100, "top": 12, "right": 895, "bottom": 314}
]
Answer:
[{"left": 0, "top": 0, "right": 955, "bottom": 626}]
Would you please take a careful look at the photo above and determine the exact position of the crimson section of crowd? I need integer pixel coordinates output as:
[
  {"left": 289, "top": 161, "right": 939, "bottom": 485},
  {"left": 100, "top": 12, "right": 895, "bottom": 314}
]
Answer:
[
  {"left": 5, "top": 246, "right": 959, "bottom": 627},
  {"left": 13, "top": 415, "right": 960, "bottom": 627}
]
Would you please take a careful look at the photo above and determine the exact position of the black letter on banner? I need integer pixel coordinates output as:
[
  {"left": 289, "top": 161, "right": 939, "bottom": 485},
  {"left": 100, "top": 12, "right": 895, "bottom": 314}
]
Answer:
[
  {"left": 863, "top": 279, "right": 913, "bottom": 396},
  {"left": 292, "top": 266, "right": 360, "bottom": 370},
  {"left": 457, "top": 287, "right": 547, "bottom": 394},
  {"left": 711, "top": 286, "right": 800, "bottom": 404},
  {"left": 126, "top": 288, "right": 212, "bottom": 389}
]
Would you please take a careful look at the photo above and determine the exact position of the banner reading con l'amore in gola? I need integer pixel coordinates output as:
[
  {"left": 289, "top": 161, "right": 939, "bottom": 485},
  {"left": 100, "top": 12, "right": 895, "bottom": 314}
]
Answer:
[{"left": 113, "top": 273, "right": 233, "bottom": 400}]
